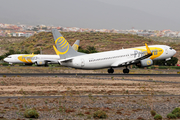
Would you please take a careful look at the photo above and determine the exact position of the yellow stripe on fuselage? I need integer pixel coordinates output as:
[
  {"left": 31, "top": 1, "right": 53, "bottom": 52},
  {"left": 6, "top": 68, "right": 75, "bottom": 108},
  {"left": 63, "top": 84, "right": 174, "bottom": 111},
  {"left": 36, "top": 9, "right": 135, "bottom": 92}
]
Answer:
[
  {"left": 130, "top": 47, "right": 164, "bottom": 60},
  {"left": 18, "top": 55, "right": 36, "bottom": 63}
]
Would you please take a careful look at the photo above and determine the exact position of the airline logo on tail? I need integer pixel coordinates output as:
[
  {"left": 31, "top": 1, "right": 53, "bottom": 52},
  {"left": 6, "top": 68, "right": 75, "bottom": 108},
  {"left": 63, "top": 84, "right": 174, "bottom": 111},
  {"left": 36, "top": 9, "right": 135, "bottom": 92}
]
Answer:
[
  {"left": 72, "top": 44, "right": 79, "bottom": 51},
  {"left": 55, "top": 36, "right": 69, "bottom": 55}
]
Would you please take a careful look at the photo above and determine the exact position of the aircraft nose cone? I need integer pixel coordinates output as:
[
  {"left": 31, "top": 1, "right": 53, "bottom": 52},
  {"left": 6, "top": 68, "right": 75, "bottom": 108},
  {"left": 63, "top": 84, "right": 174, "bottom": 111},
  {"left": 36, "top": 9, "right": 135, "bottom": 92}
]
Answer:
[
  {"left": 3, "top": 58, "right": 7, "bottom": 62},
  {"left": 174, "top": 49, "right": 177, "bottom": 55},
  {"left": 3, "top": 58, "right": 8, "bottom": 62}
]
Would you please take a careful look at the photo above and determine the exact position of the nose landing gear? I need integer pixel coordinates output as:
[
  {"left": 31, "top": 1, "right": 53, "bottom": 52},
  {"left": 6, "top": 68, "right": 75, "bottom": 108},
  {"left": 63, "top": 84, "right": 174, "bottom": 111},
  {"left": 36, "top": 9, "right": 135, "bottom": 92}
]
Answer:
[{"left": 108, "top": 68, "right": 114, "bottom": 74}]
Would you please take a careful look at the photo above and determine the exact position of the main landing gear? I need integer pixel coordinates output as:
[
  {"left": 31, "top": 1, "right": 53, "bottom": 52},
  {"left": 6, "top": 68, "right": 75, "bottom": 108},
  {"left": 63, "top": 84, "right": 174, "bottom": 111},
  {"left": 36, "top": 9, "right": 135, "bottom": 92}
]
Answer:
[
  {"left": 123, "top": 66, "right": 129, "bottom": 74},
  {"left": 107, "top": 67, "right": 130, "bottom": 74},
  {"left": 108, "top": 68, "right": 114, "bottom": 74}
]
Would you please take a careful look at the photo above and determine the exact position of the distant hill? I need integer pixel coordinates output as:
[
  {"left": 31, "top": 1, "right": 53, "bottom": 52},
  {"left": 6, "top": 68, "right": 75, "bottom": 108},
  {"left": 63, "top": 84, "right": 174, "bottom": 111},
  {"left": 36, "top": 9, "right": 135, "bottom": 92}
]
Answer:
[
  {"left": 0, "top": 37, "right": 25, "bottom": 55},
  {"left": 1, "top": 32, "right": 179, "bottom": 63}
]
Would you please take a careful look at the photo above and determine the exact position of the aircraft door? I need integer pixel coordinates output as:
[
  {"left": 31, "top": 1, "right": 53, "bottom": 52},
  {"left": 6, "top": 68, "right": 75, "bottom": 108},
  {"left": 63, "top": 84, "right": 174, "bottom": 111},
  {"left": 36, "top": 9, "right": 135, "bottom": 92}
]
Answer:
[
  {"left": 81, "top": 58, "right": 85, "bottom": 67},
  {"left": 32, "top": 56, "right": 37, "bottom": 62},
  {"left": 37, "top": 56, "right": 40, "bottom": 60},
  {"left": 165, "top": 48, "right": 168, "bottom": 54}
]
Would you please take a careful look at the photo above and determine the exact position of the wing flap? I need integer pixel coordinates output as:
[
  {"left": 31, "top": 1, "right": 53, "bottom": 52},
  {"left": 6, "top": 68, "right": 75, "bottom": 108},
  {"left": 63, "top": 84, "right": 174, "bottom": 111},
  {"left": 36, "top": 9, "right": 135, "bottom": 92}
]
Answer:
[
  {"left": 111, "top": 58, "right": 135, "bottom": 67},
  {"left": 111, "top": 54, "right": 152, "bottom": 67}
]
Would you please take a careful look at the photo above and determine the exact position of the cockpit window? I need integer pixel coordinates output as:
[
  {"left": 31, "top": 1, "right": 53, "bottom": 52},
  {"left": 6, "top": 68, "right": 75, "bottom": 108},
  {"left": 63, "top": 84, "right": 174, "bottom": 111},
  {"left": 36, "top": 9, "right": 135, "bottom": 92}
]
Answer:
[
  {"left": 169, "top": 48, "right": 173, "bottom": 50},
  {"left": 7, "top": 56, "right": 12, "bottom": 58}
]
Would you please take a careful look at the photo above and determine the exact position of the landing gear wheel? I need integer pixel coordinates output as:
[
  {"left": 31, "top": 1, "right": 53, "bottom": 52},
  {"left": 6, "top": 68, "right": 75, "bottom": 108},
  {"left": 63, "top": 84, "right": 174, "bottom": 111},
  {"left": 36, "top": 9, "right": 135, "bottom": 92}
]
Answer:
[
  {"left": 108, "top": 68, "right": 114, "bottom": 74},
  {"left": 123, "top": 69, "right": 129, "bottom": 74},
  {"left": 35, "top": 62, "right": 40, "bottom": 67},
  {"left": 45, "top": 63, "right": 48, "bottom": 67}
]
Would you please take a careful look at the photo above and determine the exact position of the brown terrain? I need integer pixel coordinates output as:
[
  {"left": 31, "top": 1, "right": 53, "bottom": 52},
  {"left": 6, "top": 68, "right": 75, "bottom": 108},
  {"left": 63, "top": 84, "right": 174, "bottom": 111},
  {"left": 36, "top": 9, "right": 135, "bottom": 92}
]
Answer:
[
  {"left": 0, "top": 74, "right": 180, "bottom": 119},
  {"left": 0, "top": 33, "right": 180, "bottom": 119},
  {"left": 0, "top": 37, "right": 25, "bottom": 55},
  {"left": 0, "top": 67, "right": 180, "bottom": 119}
]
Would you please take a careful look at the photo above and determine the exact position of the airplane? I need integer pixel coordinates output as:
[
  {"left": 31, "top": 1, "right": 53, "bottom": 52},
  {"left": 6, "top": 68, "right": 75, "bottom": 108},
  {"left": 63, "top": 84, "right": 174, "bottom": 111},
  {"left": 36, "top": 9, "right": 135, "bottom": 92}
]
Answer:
[
  {"left": 3, "top": 40, "right": 80, "bottom": 66},
  {"left": 52, "top": 29, "right": 176, "bottom": 74}
]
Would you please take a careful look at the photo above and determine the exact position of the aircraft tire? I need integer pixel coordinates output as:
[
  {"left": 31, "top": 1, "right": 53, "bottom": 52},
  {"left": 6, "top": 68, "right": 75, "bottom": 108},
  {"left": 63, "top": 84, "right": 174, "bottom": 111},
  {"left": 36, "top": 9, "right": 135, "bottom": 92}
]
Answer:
[
  {"left": 123, "top": 69, "right": 129, "bottom": 74},
  {"left": 108, "top": 68, "right": 114, "bottom": 74},
  {"left": 44, "top": 62, "right": 48, "bottom": 67},
  {"left": 35, "top": 62, "right": 40, "bottom": 67}
]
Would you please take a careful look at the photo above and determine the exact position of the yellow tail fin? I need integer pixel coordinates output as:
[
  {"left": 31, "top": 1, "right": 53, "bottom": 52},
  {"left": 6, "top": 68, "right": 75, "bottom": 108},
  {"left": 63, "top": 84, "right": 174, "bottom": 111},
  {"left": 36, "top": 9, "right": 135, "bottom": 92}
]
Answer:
[{"left": 53, "top": 45, "right": 59, "bottom": 55}]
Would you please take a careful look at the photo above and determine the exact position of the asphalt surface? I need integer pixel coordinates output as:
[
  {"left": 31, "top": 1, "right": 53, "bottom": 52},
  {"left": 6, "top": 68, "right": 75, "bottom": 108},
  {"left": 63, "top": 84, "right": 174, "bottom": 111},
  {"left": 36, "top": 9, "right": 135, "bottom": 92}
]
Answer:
[
  {"left": 0, "top": 94, "right": 180, "bottom": 99},
  {"left": 0, "top": 73, "right": 180, "bottom": 77}
]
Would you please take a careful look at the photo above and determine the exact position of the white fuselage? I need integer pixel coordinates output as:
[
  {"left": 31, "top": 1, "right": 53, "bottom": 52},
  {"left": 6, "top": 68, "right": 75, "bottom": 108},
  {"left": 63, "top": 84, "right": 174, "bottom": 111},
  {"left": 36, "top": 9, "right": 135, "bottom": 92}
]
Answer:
[
  {"left": 60, "top": 45, "right": 176, "bottom": 69},
  {"left": 3, "top": 54, "right": 60, "bottom": 64},
  {"left": 4, "top": 45, "right": 176, "bottom": 69}
]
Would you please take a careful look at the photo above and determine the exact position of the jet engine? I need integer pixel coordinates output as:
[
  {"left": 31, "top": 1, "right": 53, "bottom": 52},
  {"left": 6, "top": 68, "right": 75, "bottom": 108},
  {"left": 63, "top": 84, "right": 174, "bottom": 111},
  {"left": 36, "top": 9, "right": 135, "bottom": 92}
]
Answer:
[
  {"left": 136, "top": 59, "right": 153, "bottom": 67},
  {"left": 35, "top": 60, "right": 47, "bottom": 66}
]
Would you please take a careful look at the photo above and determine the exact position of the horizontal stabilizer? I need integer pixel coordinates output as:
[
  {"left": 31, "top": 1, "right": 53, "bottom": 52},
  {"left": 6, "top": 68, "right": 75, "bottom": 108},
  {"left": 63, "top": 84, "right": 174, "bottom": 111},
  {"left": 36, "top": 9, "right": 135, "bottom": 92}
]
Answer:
[{"left": 72, "top": 40, "right": 80, "bottom": 51}]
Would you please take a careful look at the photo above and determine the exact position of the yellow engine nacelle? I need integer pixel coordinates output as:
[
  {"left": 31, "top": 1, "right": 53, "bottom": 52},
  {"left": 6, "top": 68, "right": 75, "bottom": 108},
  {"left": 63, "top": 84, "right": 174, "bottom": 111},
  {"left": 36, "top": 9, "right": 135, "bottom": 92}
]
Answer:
[{"left": 137, "top": 59, "right": 153, "bottom": 67}]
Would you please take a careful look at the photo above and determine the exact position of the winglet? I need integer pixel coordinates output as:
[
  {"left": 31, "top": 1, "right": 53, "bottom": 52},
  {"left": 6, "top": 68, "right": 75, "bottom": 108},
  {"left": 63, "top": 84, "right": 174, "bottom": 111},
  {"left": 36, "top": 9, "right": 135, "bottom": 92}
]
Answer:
[{"left": 145, "top": 43, "right": 152, "bottom": 55}]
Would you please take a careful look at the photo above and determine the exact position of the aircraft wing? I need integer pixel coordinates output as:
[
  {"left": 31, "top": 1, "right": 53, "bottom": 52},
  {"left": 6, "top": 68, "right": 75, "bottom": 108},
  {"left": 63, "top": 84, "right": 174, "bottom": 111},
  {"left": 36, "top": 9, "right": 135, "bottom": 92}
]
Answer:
[
  {"left": 43, "top": 59, "right": 58, "bottom": 63},
  {"left": 59, "top": 58, "right": 73, "bottom": 63},
  {"left": 111, "top": 43, "right": 152, "bottom": 67},
  {"left": 111, "top": 54, "right": 152, "bottom": 67}
]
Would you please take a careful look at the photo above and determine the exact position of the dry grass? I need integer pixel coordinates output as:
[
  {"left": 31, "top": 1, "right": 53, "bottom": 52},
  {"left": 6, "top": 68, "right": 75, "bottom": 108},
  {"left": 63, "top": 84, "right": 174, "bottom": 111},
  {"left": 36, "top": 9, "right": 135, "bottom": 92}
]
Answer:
[
  {"left": 0, "top": 76, "right": 179, "bottom": 96},
  {"left": 0, "top": 75, "right": 180, "bottom": 119}
]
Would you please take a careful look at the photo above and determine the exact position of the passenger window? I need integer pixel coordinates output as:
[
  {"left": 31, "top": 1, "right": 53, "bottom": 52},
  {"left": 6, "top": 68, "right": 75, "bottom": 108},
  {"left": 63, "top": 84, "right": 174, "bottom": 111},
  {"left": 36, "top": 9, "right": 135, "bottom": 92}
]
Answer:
[{"left": 169, "top": 48, "right": 172, "bottom": 50}]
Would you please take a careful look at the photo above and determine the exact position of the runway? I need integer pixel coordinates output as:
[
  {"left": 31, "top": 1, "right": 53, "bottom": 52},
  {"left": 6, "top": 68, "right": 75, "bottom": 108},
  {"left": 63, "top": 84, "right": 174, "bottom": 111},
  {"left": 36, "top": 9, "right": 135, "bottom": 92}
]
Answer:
[
  {"left": 0, "top": 73, "right": 180, "bottom": 99},
  {"left": 0, "top": 73, "right": 180, "bottom": 77},
  {"left": 0, "top": 94, "right": 180, "bottom": 99}
]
